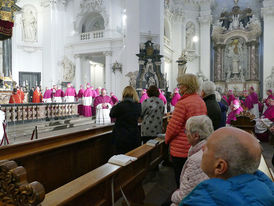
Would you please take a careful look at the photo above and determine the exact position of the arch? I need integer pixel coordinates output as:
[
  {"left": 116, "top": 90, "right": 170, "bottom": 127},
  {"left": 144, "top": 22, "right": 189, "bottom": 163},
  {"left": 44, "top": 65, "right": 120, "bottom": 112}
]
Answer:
[{"left": 81, "top": 12, "right": 105, "bottom": 33}]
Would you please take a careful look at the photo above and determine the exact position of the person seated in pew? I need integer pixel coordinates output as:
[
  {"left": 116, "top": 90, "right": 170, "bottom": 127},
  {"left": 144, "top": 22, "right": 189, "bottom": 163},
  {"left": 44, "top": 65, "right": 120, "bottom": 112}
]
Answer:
[
  {"left": 170, "top": 115, "right": 213, "bottom": 206},
  {"left": 110, "top": 86, "right": 141, "bottom": 154},
  {"left": 180, "top": 127, "right": 274, "bottom": 206},
  {"left": 9, "top": 88, "right": 22, "bottom": 104}
]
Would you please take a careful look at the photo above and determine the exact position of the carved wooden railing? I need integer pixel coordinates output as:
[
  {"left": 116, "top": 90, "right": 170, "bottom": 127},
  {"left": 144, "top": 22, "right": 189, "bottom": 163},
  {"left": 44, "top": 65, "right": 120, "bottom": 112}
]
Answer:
[
  {"left": 0, "top": 160, "right": 45, "bottom": 206},
  {"left": 0, "top": 103, "right": 78, "bottom": 123}
]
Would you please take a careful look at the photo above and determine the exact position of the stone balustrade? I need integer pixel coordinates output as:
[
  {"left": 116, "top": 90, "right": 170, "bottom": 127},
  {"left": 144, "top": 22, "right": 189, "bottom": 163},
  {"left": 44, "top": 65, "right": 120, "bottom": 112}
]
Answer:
[{"left": 0, "top": 102, "right": 78, "bottom": 123}]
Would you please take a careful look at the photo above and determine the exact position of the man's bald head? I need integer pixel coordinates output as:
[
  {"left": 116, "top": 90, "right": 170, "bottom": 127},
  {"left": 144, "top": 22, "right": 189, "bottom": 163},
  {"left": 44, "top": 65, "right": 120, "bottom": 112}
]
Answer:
[{"left": 201, "top": 127, "right": 261, "bottom": 179}]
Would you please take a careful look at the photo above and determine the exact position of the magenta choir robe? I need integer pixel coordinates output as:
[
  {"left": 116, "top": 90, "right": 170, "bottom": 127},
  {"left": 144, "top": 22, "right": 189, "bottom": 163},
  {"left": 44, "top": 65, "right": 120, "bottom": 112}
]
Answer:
[
  {"left": 222, "top": 95, "right": 228, "bottom": 105},
  {"left": 65, "top": 87, "right": 76, "bottom": 102},
  {"left": 263, "top": 105, "right": 274, "bottom": 122},
  {"left": 265, "top": 94, "right": 274, "bottom": 107},
  {"left": 83, "top": 88, "right": 93, "bottom": 117},
  {"left": 250, "top": 92, "right": 259, "bottom": 117},
  {"left": 93, "top": 95, "right": 113, "bottom": 124},
  {"left": 228, "top": 94, "right": 236, "bottom": 106},
  {"left": 94, "top": 88, "right": 100, "bottom": 97},
  {"left": 43, "top": 89, "right": 52, "bottom": 103},
  {"left": 171, "top": 93, "right": 181, "bottom": 107},
  {"left": 140, "top": 93, "right": 148, "bottom": 103},
  {"left": 53, "top": 89, "right": 64, "bottom": 103},
  {"left": 244, "top": 95, "right": 254, "bottom": 110},
  {"left": 78, "top": 88, "right": 85, "bottom": 115},
  {"left": 111, "top": 95, "right": 119, "bottom": 105},
  {"left": 159, "top": 93, "right": 167, "bottom": 105},
  {"left": 226, "top": 106, "right": 243, "bottom": 124}
]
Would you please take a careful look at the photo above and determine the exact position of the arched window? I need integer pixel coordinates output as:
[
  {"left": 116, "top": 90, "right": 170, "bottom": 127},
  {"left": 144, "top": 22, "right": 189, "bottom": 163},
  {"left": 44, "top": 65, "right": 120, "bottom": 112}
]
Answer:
[{"left": 82, "top": 12, "right": 105, "bottom": 33}]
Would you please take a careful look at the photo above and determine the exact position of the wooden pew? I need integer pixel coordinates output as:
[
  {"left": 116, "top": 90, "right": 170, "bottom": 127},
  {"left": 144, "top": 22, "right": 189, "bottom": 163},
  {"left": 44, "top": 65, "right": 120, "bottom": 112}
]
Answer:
[
  {"left": 0, "top": 160, "right": 45, "bottom": 206},
  {"left": 41, "top": 138, "right": 167, "bottom": 206},
  {"left": 230, "top": 110, "right": 256, "bottom": 134},
  {"left": 0, "top": 124, "right": 114, "bottom": 193}
]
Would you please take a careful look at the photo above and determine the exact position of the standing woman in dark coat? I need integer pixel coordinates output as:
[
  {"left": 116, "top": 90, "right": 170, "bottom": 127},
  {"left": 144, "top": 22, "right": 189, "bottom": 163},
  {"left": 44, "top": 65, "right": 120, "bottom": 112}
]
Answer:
[{"left": 110, "top": 86, "right": 141, "bottom": 154}]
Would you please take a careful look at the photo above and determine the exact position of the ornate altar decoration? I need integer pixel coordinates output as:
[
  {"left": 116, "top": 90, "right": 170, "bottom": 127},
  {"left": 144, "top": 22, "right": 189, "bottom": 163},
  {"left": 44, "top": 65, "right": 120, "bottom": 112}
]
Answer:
[
  {"left": 177, "top": 49, "right": 190, "bottom": 78},
  {"left": 0, "top": 0, "right": 21, "bottom": 40},
  {"left": 136, "top": 41, "right": 166, "bottom": 90},
  {"left": 112, "top": 61, "right": 122, "bottom": 73},
  {"left": 212, "top": 0, "right": 261, "bottom": 94}
]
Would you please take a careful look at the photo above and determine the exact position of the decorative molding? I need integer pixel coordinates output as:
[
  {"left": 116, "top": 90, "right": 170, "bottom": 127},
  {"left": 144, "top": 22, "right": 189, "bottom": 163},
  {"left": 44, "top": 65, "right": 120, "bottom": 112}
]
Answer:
[
  {"left": 0, "top": 160, "right": 45, "bottom": 205},
  {"left": 265, "top": 66, "right": 274, "bottom": 91},
  {"left": 17, "top": 44, "right": 42, "bottom": 53},
  {"left": 103, "top": 51, "right": 112, "bottom": 56},
  {"left": 40, "top": 0, "right": 57, "bottom": 8},
  {"left": 74, "top": 0, "right": 109, "bottom": 32},
  {"left": 198, "top": 15, "right": 212, "bottom": 24}
]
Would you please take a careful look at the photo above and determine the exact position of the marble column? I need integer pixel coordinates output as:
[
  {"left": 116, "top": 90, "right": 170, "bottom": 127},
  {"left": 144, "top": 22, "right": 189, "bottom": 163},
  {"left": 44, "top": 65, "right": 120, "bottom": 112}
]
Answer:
[
  {"left": 104, "top": 51, "right": 112, "bottom": 93},
  {"left": 262, "top": 0, "right": 274, "bottom": 97},
  {"left": 74, "top": 55, "right": 82, "bottom": 91},
  {"left": 198, "top": 14, "right": 211, "bottom": 80},
  {"left": 3, "top": 38, "right": 12, "bottom": 77}
]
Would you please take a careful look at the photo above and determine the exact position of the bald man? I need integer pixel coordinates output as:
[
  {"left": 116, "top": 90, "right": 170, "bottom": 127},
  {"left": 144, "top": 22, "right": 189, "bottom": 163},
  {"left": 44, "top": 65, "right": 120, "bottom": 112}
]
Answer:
[{"left": 180, "top": 127, "right": 274, "bottom": 206}]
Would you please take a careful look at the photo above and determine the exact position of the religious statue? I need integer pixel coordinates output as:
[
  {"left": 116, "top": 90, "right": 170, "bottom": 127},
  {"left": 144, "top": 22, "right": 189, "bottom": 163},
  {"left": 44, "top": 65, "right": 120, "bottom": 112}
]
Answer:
[
  {"left": 62, "top": 57, "right": 75, "bottom": 82},
  {"left": 22, "top": 8, "right": 37, "bottom": 42},
  {"left": 226, "top": 39, "right": 243, "bottom": 79},
  {"left": 185, "top": 22, "right": 195, "bottom": 51},
  {"left": 265, "top": 67, "right": 274, "bottom": 91},
  {"left": 232, "top": 14, "right": 240, "bottom": 29}
]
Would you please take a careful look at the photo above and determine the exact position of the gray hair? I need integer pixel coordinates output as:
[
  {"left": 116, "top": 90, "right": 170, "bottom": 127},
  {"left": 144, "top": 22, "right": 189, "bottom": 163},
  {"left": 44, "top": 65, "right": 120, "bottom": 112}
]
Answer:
[
  {"left": 185, "top": 115, "right": 214, "bottom": 141},
  {"left": 202, "top": 81, "right": 216, "bottom": 96},
  {"left": 214, "top": 135, "right": 261, "bottom": 178},
  {"left": 215, "top": 91, "right": 221, "bottom": 102}
]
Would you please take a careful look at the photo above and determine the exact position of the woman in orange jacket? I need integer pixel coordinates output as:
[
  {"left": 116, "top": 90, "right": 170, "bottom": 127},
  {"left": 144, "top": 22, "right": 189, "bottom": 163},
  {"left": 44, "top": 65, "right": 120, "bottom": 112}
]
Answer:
[{"left": 165, "top": 74, "right": 207, "bottom": 187}]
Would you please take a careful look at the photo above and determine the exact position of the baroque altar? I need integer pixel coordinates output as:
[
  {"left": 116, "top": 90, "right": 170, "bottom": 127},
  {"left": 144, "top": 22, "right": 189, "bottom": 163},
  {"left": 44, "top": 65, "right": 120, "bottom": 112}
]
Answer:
[
  {"left": 136, "top": 41, "right": 167, "bottom": 90},
  {"left": 212, "top": 1, "right": 261, "bottom": 95}
]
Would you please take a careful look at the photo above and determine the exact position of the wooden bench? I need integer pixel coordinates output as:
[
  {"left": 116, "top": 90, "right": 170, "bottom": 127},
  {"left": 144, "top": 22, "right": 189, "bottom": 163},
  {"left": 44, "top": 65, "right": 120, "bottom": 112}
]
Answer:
[
  {"left": 230, "top": 110, "right": 256, "bottom": 134},
  {"left": 0, "top": 124, "right": 114, "bottom": 193},
  {"left": 41, "top": 138, "right": 167, "bottom": 206},
  {"left": 0, "top": 160, "right": 45, "bottom": 206}
]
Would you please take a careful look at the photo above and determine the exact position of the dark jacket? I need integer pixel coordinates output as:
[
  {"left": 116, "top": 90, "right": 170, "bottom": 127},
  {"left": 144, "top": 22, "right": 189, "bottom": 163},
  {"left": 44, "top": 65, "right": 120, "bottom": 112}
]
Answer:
[
  {"left": 203, "top": 94, "right": 222, "bottom": 130},
  {"left": 110, "top": 98, "right": 141, "bottom": 154},
  {"left": 218, "top": 101, "right": 228, "bottom": 128}
]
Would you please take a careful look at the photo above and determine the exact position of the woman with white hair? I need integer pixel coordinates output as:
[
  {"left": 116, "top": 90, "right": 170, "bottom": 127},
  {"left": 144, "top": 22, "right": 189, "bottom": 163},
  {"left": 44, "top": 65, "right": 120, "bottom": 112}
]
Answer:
[
  {"left": 170, "top": 115, "right": 213, "bottom": 206},
  {"left": 201, "top": 81, "right": 221, "bottom": 130}
]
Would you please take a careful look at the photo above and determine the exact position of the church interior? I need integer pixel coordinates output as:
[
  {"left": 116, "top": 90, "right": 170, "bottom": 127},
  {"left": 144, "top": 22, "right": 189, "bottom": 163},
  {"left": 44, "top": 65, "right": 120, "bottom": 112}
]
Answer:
[{"left": 0, "top": 0, "right": 274, "bottom": 205}]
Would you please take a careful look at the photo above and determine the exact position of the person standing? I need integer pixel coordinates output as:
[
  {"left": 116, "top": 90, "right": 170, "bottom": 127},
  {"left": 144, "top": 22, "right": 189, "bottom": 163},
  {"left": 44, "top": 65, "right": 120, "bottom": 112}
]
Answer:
[
  {"left": 201, "top": 81, "right": 222, "bottom": 130},
  {"left": 32, "top": 86, "right": 42, "bottom": 103},
  {"left": 140, "top": 89, "right": 148, "bottom": 103},
  {"left": 29, "top": 87, "right": 34, "bottom": 103},
  {"left": 226, "top": 99, "right": 243, "bottom": 125},
  {"left": 43, "top": 87, "right": 52, "bottom": 103},
  {"left": 64, "top": 83, "right": 76, "bottom": 102},
  {"left": 17, "top": 86, "right": 25, "bottom": 103},
  {"left": 77, "top": 85, "right": 85, "bottom": 115},
  {"left": 141, "top": 85, "right": 165, "bottom": 143},
  {"left": 171, "top": 88, "right": 181, "bottom": 112},
  {"left": 165, "top": 74, "right": 207, "bottom": 188},
  {"left": 110, "top": 92, "right": 119, "bottom": 105},
  {"left": 9, "top": 88, "right": 22, "bottom": 104},
  {"left": 110, "top": 86, "right": 141, "bottom": 154},
  {"left": 83, "top": 83, "right": 93, "bottom": 117},
  {"left": 53, "top": 85, "right": 64, "bottom": 103},
  {"left": 244, "top": 86, "right": 259, "bottom": 118},
  {"left": 93, "top": 88, "right": 113, "bottom": 124}
]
